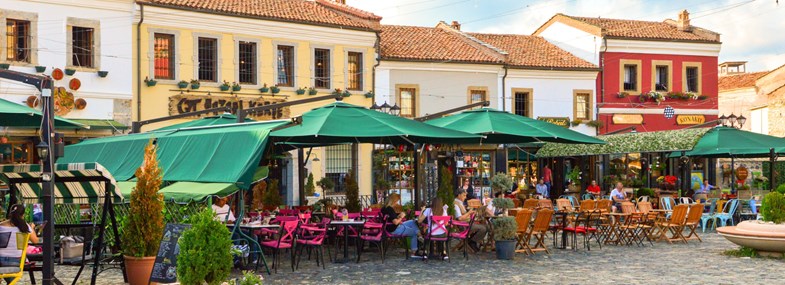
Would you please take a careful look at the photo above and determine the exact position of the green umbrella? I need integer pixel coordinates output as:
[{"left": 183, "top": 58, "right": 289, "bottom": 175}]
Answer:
[
  {"left": 270, "top": 101, "right": 483, "bottom": 145},
  {"left": 153, "top": 113, "right": 253, "bottom": 131},
  {"left": 683, "top": 126, "right": 785, "bottom": 158},
  {"left": 0, "top": 97, "right": 87, "bottom": 128},
  {"left": 425, "top": 108, "right": 605, "bottom": 144}
]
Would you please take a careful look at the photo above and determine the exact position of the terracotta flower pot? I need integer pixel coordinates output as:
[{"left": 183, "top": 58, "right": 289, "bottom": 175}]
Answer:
[{"left": 124, "top": 255, "right": 156, "bottom": 285}]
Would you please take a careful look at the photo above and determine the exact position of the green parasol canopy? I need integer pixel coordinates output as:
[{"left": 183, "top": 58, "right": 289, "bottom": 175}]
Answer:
[
  {"left": 117, "top": 181, "right": 239, "bottom": 203},
  {"left": 424, "top": 108, "right": 605, "bottom": 144},
  {"left": 0, "top": 97, "right": 88, "bottom": 128},
  {"left": 683, "top": 126, "right": 785, "bottom": 158},
  {"left": 153, "top": 113, "right": 252, "bottom": 131},
  {"left": 270, "top": 102, "right": 483, "bottom": 145}
]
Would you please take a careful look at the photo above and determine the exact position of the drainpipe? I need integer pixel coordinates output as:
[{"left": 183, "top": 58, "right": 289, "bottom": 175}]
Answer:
[
  {"left": 372, "top": 31, "right": 381, "bottom": 104},
  {"left": 501, "top": 65, "right": 508, "bottom": 111},
  {"left": 136, "top": 4, "right": 145, "bottom": 122}
]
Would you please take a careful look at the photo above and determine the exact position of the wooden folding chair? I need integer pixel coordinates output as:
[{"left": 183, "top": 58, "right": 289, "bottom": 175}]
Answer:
[
  {"left": 579, "top": 199, "right": 596, "bottom": 212},
  {"left": 659, "top": 204, "right": 689, "bottom": 244},
  {"left": 637, "top": 201, "right": 653, "bottom": 214},
  {"left": 514, "top": 209, "right": 534, "bottom": 254},
  {"left": 683, "top": 203, "right": 704, "bottom": 242},
  {"left": 522, "top": 199, "right": 539, "bottom": 210},
  {"left": 537, "top": 199, "right": 554, "bottom": 210},
  {"left": 620, "top": 202, "right": 636, "bottom": 214},
  {"left": 527, "top": 209, "right": 553, "bottom": 254},
  {"left": 555, "top": 199, "right": 573, "bottom": 212},
  {"left": 467, "top": 199, "right": 482, "bottom": 209}
]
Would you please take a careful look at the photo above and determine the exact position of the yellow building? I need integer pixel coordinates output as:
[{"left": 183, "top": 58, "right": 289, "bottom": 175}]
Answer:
[{"left": 133, "top": 0, "right": 380, "bottom": 204}]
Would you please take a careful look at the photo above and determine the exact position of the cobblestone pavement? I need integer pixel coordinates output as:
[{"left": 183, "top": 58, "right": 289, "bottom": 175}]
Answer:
[{"left": 20, "top": 232, "right": 783, "bottom": 284}]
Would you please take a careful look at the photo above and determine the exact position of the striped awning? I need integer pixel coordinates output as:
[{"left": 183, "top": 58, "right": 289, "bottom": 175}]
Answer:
[{"left": 0, "top": 163, "right": 123, "bottom": 204}]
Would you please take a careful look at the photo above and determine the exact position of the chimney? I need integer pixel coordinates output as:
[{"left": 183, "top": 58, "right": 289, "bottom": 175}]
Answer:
[
  {"left": 677, "top": 10, "right": 691, "bottom": 32},
  {"left": 450, "top": 20, "right": 461, "bottom": 30}
]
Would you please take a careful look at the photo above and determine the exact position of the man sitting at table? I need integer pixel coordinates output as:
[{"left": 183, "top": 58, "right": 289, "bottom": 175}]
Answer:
[
  {"left": 610, "top": 182, "right": 629, "bottom": 212},
  {"left": 535, "top": 179, "right": 549, "bottom": 199},
  {"left": 586, "top": 180, "right": 601, "bottom": 197},
  {"left": 693, "top": 179, "right": 714, "bottom": 203},
  {"left": 212, "top": 196, "right": 236, "bottom": 223},
  {"left": 454, "top": 189, "right": 486, "bottom": 252}
]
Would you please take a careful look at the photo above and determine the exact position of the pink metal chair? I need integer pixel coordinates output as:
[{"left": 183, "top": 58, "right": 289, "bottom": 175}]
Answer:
[
  {"left": 425, "top": 216, "right": 452, "bottom": 262},
  {"left": 361, "top": 211, "right": 382, "bottom": 223},
  {"left": 299, "top": 212, "right": 312, "bottom": 225},
  {"left": 356, "top": 220, "right": 387, "bottom": 263},
  {"left": 260, "top": 220, "right": 298, "bottom": 273},
  {"left": 382, "top": 215, "right": 412, "bottom": 259},
  {"left": 259, "top": 216, "right": 298, "bottom": 239},
  {"left": 295, "top": 219, "right": 329, "bottom": 270},
  {"left": 449, "top": 213, "right": 475, "bottom": 260}
]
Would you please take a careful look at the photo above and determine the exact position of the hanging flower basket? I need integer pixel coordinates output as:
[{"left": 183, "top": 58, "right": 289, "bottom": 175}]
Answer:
[
  {"left": 364, "top": 92, "right": 374, "bottom": 98},
  {"left": 308, "top": 87, "right": 318, "bottom": 96},
  {"left": 35, "top": 66, "right": 46, "bottom": 73},
  {"left": 232, "top": 83, "right": 242, "bottom": 92},
  {"left": 97, "top": 70, "right": 109, "bottom": 77},
  {"left": 144, "top": 77, "right": 157, "bottom": 87},
  {"left": 220, "top": 82, "right": 231, "bottom": 91},
  {"left": 65, "top": 68, "right": 76, "bottom": 76}
]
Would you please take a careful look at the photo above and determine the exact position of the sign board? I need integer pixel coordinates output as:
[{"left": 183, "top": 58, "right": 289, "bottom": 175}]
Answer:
[
  {"left": 612, "top": 114, "right": 643, "bottom": 125},
  {"left": 169, "top": 94, "right": 290, "bottom": 120},
  {"left": 676, "top": 115, "right": 705, "bottom": 125},
  {"left": 537, "top": 117, "right": 570, "bottom": 128},
  {"left": 150, "top": 223, "right": 192, "bottom": 284}
]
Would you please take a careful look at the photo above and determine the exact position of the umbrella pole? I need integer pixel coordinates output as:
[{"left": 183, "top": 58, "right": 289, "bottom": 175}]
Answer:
[
  {"left": 413, "top": 143, "right": 420, "bottom": 209},
  {"left": 770, "top": 148, "right": 776, "bottom": 192},
  {"left": 731, "top": 157, "right": 736, "bottom": 194}
]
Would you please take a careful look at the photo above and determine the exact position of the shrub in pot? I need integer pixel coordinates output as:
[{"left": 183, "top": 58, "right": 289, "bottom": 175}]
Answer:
[
  {"left": 305, "top": 173, "right": 316, "bottom": 196},
  {"left": 177, "top": 208, "right": 233, "bottom": 285},
  {"left": 262, "top": 179, "right": 283, "bottom": 210},
  {"left": 122, "top": 140, "right": 165, "bottom": 285},
  {"left": 491, "top": 198, "right": 517, "bottom": 260},
  {"left": 220, "top": 81, "right": 231, "bottom": 91}
]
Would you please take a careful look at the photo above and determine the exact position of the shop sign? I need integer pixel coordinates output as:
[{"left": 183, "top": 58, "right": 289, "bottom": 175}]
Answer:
[
  {"left": 736, "top": 166, "right": 749, "bottom": 181},
  {"left": 676, "top": 115, "right": 705, "bottom": 125},
  {"left": 537, "top": 117, "right": 569, "bottom": 128},
  {"left": 169, "top": 94, "right": 290, "bottom": 120},
  {"left": 612, "top": 114, "right": 643, "bottom": 125}
]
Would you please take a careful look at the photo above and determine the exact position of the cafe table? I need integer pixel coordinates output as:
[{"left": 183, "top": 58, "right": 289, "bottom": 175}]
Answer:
[
  {"left": 330, "top": 220, "right": 366, "bottom": 263},
  {"left": 603, "top": 213, "right": 630, "bottom": 245}
]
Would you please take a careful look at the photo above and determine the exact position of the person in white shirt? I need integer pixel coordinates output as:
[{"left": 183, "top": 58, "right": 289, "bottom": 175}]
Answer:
[
  {"left": 610, "top": 182, "right": 628, "bottom": 213},
  {"left": 212, "top": 196, "right": 236, "bottom": 223}
]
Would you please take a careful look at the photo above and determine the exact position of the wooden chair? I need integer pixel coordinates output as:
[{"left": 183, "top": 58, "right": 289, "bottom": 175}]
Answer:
[
  {"left": 555, "top": 198, "right": 573, "bottom": 212},
  {"left": 522, "top": 199, "right": 539, "bottom": 209},
  {"left": 527, "top": 209, "right": 553, "bottom": 254},
  {"left": 537, "top": 199, "right": 554, "bottom": 210},
  {"left": 467, "top": 199, "right": 482, "bottom": 209},
  {"left": 620, "top": 202, "right": 636, "bottom": 214},
  {"left": 596, "top": 199, "right": 612, "bottom": 213},
  {"left": 579, "top": 199, "right": 596, "bottom": 212},
  {"left": 659, "top": 204, "right": 689, "bottom": 244},
  {"left": 637, "top": 201, "right": 653, "bottom": 214},
  {"left": 0, "top": 233, "right": 30, "bottom": 284},
  {"left": 514, "top": 209, "right": 534, "bottom": 254},
  {"left": 513, "top": 199, "right": 522, "bottom": 208},
  {"left": 683, "top": 203, "right": 704, "bottom": 242}
]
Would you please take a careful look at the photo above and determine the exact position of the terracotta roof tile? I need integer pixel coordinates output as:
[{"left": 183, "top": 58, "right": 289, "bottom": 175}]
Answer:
[
  {"left": 137, "top": 0, "right": 381, "bottom": 30},
  {"left": 718, "top": 71, "right": 768, "bottom": 91},
  {"left": 468, "top": 33, "right": 597, "bottom": 70},
  {"left": 379, "top": 25, "right": 503, "bottom": 64},
  {"left": 538, "top": 14, "right": 720, "bottom": 43}
]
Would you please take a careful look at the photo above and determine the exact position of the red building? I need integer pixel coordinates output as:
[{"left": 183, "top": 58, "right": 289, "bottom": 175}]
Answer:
[{"left": 534, "top": 10, "right": 722, "bottom": 134}]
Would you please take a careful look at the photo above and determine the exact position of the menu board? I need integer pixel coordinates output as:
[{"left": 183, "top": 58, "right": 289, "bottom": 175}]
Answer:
[{"left": 149, "top": 223, "right": 191, "bottom": 284}]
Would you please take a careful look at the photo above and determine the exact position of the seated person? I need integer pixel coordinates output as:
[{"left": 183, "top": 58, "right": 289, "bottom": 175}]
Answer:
[
  {"left": 693, "top": 179, "right": 714, "bottom": 203},
  {"left": 381, "top": 194, "right": 421, "bottom": 258},
  {"left": 486, "top": 192, "right": 506, "bottom": 217},
  {"left": 586, "top": 180, "right": 601, "bottom": 196},
  {"left": 535, "top": 179, "right": 549, "bottom": 199},
  {"left": 454, "top": 189, "right": 487, "bottom": 252},
  {"left": 0, "top": 204, "right": 39, "bottom": 268},
  {"left": 610, "top": 182, "right": 629, "bottom": 212},
  {"left": 418, "top": 198, "right": 449, "bottom": 259},
  {"left": 212, "top": 196, "right": 236, "bottom": 223}
]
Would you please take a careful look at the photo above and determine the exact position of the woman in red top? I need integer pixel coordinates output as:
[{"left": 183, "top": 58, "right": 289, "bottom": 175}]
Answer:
[{"left": 586, "top": 180, "right": 601, "bottom": 196}]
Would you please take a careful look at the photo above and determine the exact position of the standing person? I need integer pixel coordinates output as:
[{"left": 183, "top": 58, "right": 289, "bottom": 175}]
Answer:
[
  {"left": 382, "top": 193, "right": 422, "bottom": 258},
  {"left": 693, "top": 179, "right": 714, "bottom": 203},
  {"left": 462, "top": 179, "right": 475, "bottom": 201},
  {"left": 535, "top": 179, "right": 549, "bottom": 199},
  {"left": 542, "top": 165, "right": 553, "bottom": 194},
  {"left": 586, "top": 180, "right": 601, "bottom": 197},
  {"left": 453, "top": 189, "right": 486, "bottom": 252},
  {"left": 0, "top": 204, "right": 39, "bottom": 268},
  {"left": 610, "top": 182, "right": 629, "bottom": 212}
]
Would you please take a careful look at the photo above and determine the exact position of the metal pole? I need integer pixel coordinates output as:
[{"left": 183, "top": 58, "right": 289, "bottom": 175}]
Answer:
[
  {"left": 41, "top": 87, "right": 55, "bottom": 285},
  {"left": 731, "top": 157, "right": 736, "bottom": 194},
  {"left": 770, "top": 148, "right": 776, "bottom": 192},
  {"left": 298, "top": 148, "right": 305, "bottom": 206},
  {"left": 413, "top": 144, "right": 420, "bottom": 209}
]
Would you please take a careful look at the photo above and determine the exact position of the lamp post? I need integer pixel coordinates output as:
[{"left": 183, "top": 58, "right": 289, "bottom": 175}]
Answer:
[
  {"left": 40, "top": 87, "right": 55, "bottom": 285},
  {"left": 718, "top": 113, "right": 746, "bottom": 129}
]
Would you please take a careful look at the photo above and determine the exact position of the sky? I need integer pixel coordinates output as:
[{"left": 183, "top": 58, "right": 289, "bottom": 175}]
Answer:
[{"left": 349, "top": 0, "right": 785, "bottom": 72}]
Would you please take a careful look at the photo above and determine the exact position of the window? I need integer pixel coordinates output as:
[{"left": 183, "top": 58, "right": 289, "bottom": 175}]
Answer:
[
  {"left": 655, "top": 65, "right": 669, "bottom": 92},
  {"left": 347, "top": 52, "right": 363, "bottom": 90},
  {"left": 314, "top": 48, "right": 330, "bottom": 89},
  {"left": 686, "top": 66, "right": 699, "bottom": 93},
  {"left": 238, "top": 41, "right": 256, "bottom": 84},
  {"left": 623, "top": 65, "right": 637, "bottom": 91},
  {"left": 513, "top": 89, "right": 532, "bottom": 117},
  {"left": 71, "top": 26, "right": 94, "bottom": 68},
  {"left": 468, "top": 88, "right": 487, "bottom": 109},
  {"left": 277, "top": 45, "right": 294, "bottom": 87},
  {"left": 154, "top": 33, "right": 175, "bottom": 80},
  {"left": 6, "top": 19, "right": 30, "bottom": 62},
  {"left": 197, "top": 37, "right": 217, "bottom": 82},
  {"left": 0, "top": 142, "right": 32, "bottom": 164},
  {"left": 573, "top": 91, "right": 592, "bottom": 121},
  {"left": 398, "top": 87, "right": 416, "bottom": 118},
  {"left": 325, "top": 145, "right": 353, "bottom": 193},
  {"left": 619, "top": 59, "right": 641, "bottom": 93}
]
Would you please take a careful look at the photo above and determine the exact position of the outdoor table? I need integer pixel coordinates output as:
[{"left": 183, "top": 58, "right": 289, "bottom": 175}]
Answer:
[
  {"left": 330, "top": 220, "right": 366, "bottom": 263},
  {"left": 603, "top": 213, "right": 629, "bottom": 245}
]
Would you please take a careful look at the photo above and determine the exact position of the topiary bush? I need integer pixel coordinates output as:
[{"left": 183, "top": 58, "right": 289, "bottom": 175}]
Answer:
[
  {"left": 177, "top": 208, "right": 234, "bottom": 285},
  {"left": 305, "top": 173, "right": 316, "bottom": 196},
  {"left": 344, "top": 169, "right": 362, "bottom": 213},
  {"left": 490, "top": 172, "right": 513, "bottom": 194},
  {"left": 122, "top": 140, "right": 164, "bottom": 257},
  {"left": 761, "top": 192, "right": 785, "bottom": 224},
  {"left": 492, "top": 217, "right": 517, "bottom": 241}
]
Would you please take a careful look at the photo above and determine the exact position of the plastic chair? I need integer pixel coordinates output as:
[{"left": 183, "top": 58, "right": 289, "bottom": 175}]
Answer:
[
  {"left": 0, "top": 232, "right": 29, "bottom": 284},
  {"left": 715, "top": 199, "right": 739, "bottom": 228},
  {"left": 260, "top": 220, "right": 298, "bottom": 273},
  {"left": 660, "top": 196, "right": 675, "bottom": 219},
  {"left": 562, "top": 196, "right": 579, "bottom": 208},
  {"left": 425, "top": 216, "right": 452, "bottom": 262},
  {"left": 700, "top": 198, "right": 718, "bottom": 232},
  {"left": 750, "top": 199, "right": 761, "bottom": 220},
  {"left": 449, "top": 213, "right": 475, "bottom": 260}
]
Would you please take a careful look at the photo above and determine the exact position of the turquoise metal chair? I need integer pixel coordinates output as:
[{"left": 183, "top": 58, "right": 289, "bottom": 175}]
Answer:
[
  {"left": 660, "top": 196, "right": 675, "bottom": 219},
  {"left": 581, "top": 193, "right": 595, "bottom": 200},
  {"left": 700, "top": 198, "right": 718, "bottom": 232},
  {"left": 715, "top": 199, "right": 739, "bottom": 228},
  {"left": 567, "top": 196, "right": 579, "bottom": 208}
]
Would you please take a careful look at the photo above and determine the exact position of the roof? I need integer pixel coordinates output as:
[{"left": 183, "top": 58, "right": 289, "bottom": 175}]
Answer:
[
  {"left": 533, "top": 13, "right": 720, "bottom": 43},
  {"left": 137, "top": 0, "right": 381, "bottom": 30},
  {"left": 379, "top": 25, "right": 504, "bottom": 64},
  {"left": 718, "top": 71, "right": 768, "bottom": 91},
  {"left": 468, "top": 33, "right": 597, "bottom": 70},
  {"left": 536, "top": 128, "right": 710, "bottom": 157}
]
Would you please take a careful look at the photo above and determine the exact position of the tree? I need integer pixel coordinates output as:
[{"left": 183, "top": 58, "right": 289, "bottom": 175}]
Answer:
[
  {"left": 122, "top": 140, "right": 164, "bottom": 257},
  {"left": 438, "top": 167, "right": 455, "bottom": 217},
  {"left": 344, "top": 169, "right": 362, "bottom": 212},
  {"left": 262, "top": 179, "right": 283, "bottom": 208},
  {"left": 251, "top": 180, "right": 267, "bottom": 210},
  {"left": 305, "top": 173, "right": 316, "bottom": 196}
]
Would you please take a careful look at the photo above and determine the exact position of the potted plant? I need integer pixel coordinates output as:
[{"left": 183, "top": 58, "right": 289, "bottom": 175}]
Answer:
[
  {"left": 698, "top": 95, "right": 709, "bottom": 100},
  {"left": 190, "top": 79, "right": 200, "bottom": 89},
  {"left": 490, "top": 172, "right": 514, "bottom": 197},
  {"left": 232, "top": 82, "right": 242, "bottom": 92},
  {"left": 647, "top": 91, "right": 665, "bottom": 105},
  {"left": 364, "top": 91, "right": 374, "bottom": 98},
  {"left": 220, "top": 81, "right": 231, "bottom": 91},
  {"left": 586, "top": 120, "right": 604, "bottom": 128},
  {"left": 491, "top": 197, "right": 516, "bottom": 260},
  {"left": 65, "top": 68, "right": 76, "bottom": 75},
  {"left": 305, "top": 173, "right": 316, "bottom": 197},
  {"left": 718, "top": 191, "right": 785, "bottom": 257},
  {"left": 616, "top": 92, "right": 628, "bottom": 98},
  {"left": 35, "top": 66, "right": 46, "bottom": 73},
  {"left": 259, "top": 83, "right": 270, "bottom": 93},
  {"left": 97, "top": 70, "right": 109, "bottom": 78},
  {"left": 271, "top": 85, "right": 280, "bottom": 94},
  {"left": 316, "top": 177, "right": 335, "bottom": 196},
  {"left": 570, "top": 119, "right": 583, "bottom": 127},
  {"left": 122, "top": 141, "right": 165, "bottom": 285},
  {"left": 638, "top": 94, "right": 647, "bottom": 103},
  {"left": 342, "top": 90, "right": 351, "bottom": 97},
  {"left": 331, "top": 88, "right": 343, "bottom": 96},
  {"left": 308, "top": 87, "right": 318, "bottom": 96},
  {"left": 177, "top": 80, "right": 189, "bottom": 89},
  {"left": 144, "top": 77, "right": 157, "bottom": 87},
  {"left": 177, "top": 208, "right": 234, "bottom": 284},
  {"left": 344, "top": 169, "right": 362, "bottom": 213},
  {"left": 0, "top": 63, "right": 10, "bottom": 70},
  {"left": 296, "top": 87, "right": 306, "bottom": 95},
  {"left": 566, "top": 168, "right": 582, "bottom": 192}
]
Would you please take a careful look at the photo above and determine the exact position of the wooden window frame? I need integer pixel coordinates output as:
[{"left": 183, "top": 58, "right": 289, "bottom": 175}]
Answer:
[
  {"left": 682, "top": 62, "right": 702, "bottom": 94},
  {"left": 346, "top": 51, "right": 363, "bottom": 91},
  {"left": 236, "top": 39, "right": 258, "bottom": 85},
  {"left": 195, "top": 36, "right": 219, "bottom": 82},
  {"left": 573, "top": 89, "right": 593, "bottom": 121},
  {"left": 312, "top": 47, "right": 332, "bottom": 89},
  {"left": 619, "top": 59, "right": 642, "bottom": 94},
  {"left": 467, "top": 86, "right": 489, "bottom": 106},
  {"left": 651, "top": 60, "right": 672, "bottom": 92},
  {"left": 396, "top": 84, "right": 419, "bottom": 118},
  {"left": 66, "top": 17, "right": 100, "bottom": 71},
  {"left": 0, "top": 9, "right": 38, "bottom": 66},
  {"left": 5, "top": 19, "right": 31, "bottom": 63},
  {"left": 511, "top": 88, "right": 533, "bottom": 118},
  {"left": 152, "top": 32, "right": 176, "bottom": 80},
  {"left": 276, "top": 44, "right": 296, "bottom": 87}
]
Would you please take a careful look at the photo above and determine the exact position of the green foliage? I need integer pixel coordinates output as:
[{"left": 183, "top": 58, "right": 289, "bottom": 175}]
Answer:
[
  {"left": 122, "top": 140, "right": 165, "bottom": 257},
  {"left": 177, "top": 208, "right": 234, "bottom": 285},
  {"left": 402, "top": 202, "right": 415, "bottom": 219},
  {"left": 305, "top": 173, "right": 316, "bottom": 196},
  {"left": 636, "top": 188, "right": 655, "bottom": 198},
  {"left": 438, "top": 167, "right": 455, "bottom": 217},
  {"left": 723, "top": 246, "right": 758, "bottom": 258},
  {"left": 761, "top": 192, "right": 785, "bottom": 224},
  {"left": 316, "top": 177, "right": 335, "bottom": 193},
  {"left": 238, "top": 270, "right": 264, "bottom": 285},
  {"left": 492, "top": 198, "right": 515, "bottom": 210},
  {"left": 492, "top": 217, "right": 517, "bottom": 241},
  {"left": 490, "top": 172, "right": 514, "bottom": 193},
  {"left": 344, "top": 169, "right": 361, "bottom": 213},
  {"left": 776, "top": 183, "right": 785, "bottom": 195},
  {"left": 262, "top": 179, "right": 283, "bottom": 208}
]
